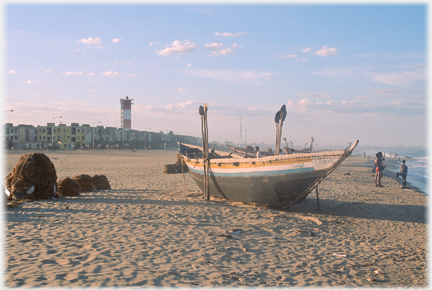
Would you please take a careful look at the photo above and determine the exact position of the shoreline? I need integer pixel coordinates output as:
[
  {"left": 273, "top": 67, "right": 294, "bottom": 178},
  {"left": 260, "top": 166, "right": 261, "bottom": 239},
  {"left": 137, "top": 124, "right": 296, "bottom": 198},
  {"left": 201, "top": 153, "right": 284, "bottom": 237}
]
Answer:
[{"left": 3, "top": 150, "right": 427, "bottom": 287}]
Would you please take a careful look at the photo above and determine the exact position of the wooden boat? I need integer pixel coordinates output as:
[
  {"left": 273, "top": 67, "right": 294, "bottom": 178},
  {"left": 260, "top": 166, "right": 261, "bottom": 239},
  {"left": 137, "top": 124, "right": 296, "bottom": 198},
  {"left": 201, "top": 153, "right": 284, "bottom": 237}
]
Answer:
[
  {"left": 178, "top": 140, "right": 359, "bottom": 208},
  {"left": 226, "top": 144, "right": 273, "bottom": 158}
]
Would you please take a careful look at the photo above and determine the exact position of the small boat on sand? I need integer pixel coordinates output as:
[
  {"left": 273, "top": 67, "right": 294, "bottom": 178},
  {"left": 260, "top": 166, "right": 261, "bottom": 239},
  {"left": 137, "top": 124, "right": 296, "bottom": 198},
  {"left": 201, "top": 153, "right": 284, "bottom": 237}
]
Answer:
[
  {"left": 226, "top": 144, "right": 273, "bottom": 158},
  {"left": 178, "top": 140, "right": 359, "bottom": 208}
]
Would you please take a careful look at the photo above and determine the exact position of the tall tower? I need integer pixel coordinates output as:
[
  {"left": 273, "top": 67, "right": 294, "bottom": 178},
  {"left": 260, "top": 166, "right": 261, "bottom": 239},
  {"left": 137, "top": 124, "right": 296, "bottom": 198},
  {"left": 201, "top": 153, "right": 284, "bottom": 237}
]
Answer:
[
  {"left": 239, "top": 116, "right": 242, "bottom": 144},
  {"left": 120, "top": 96, "right": 134, "bottom": 129}
]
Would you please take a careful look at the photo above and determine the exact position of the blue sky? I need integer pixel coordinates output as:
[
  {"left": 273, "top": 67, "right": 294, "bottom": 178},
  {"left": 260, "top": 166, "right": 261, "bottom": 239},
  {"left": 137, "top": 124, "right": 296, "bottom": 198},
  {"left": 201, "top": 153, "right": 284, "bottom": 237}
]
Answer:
[{"left": 4, "top": 3, "right": 427, "bottom": 148}]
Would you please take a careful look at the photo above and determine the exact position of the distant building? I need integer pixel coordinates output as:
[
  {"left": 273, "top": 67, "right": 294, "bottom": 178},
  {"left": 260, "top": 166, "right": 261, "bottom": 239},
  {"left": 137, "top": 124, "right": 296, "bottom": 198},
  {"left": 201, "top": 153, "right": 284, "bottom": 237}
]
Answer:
[
  {"left": 5, "top": 123, "right": 40, "bottom": 149},
  {"left": 3, "top": 122, "right": 199, "bottom": 150}
]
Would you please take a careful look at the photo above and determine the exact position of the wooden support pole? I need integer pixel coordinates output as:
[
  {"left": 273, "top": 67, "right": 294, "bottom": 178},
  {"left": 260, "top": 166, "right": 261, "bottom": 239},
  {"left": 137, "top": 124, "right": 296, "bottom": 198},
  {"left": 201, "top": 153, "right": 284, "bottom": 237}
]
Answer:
[
  {"left": 200, "top": 104, "right": 210, "bottom": 200},
  {"left": 181, "top": 158, "right": 187, "bottom": 191},
  {"left": 315, "top": 186, "right": 321, "bottom": 211},
  {"left": 205, "top": 104, "right": 210, "bottom": 200}
]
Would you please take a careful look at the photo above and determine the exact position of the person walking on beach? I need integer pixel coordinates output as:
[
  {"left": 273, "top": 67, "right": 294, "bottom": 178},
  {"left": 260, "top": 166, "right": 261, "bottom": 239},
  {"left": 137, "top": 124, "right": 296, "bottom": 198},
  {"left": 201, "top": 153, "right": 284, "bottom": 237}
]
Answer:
[
  {"left": 255, "top": 146, "right": 261, "bottom": 158},
  {"left": 396, "top": 160, "right": 408, "bottom": 187},
  {"left": 375, "top": 152, "right": 386, "bottom": 187}
]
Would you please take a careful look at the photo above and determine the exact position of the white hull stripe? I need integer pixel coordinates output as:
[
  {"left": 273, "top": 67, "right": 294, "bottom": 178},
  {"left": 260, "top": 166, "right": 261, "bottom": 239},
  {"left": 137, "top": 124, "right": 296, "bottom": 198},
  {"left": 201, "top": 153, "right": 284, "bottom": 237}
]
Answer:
[
  {"left": 188, "top": 164, "right": 316, "bottom": 177},
  {"left": 185, "top": 157, "right": 339, "bottom": 177}
]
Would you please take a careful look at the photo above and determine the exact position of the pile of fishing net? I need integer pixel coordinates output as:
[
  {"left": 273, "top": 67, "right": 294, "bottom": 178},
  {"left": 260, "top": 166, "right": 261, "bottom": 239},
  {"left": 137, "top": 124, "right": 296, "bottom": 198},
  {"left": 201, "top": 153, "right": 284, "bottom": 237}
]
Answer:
[
  {"left": 4, "top": 153, "right": 58, "bottom": 200},
  {"left": 57, "top": 174, "right": 110, "bottom": 196},
  {"left": 91, "top": 174, "right": 111, "bottom": 190},
  {"left": 57, "top": 177, "right": 81, "bottom": 196},
  {"left": 163, "top": 153, "right": 189, "bottom": 174},
  {"left": 4, "top": 153, "right": 112, "bottom": 207},
  {"left": 72, "top": 174, "right": 94, "bottom": 192}
]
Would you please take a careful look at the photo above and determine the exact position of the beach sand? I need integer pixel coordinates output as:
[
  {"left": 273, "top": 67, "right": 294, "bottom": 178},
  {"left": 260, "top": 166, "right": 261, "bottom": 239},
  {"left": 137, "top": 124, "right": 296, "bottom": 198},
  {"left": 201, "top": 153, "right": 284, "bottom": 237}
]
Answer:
[{"left": 3, "top": 150, "right": 427, "bottom": 287}]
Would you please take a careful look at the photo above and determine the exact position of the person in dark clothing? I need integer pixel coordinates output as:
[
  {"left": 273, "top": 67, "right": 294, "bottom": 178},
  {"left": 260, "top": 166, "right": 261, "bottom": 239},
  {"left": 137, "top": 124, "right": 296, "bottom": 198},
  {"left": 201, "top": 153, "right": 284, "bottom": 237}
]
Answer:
[
  {"left": 374, "top": 152, "right": 386, "bottom": 187},
  {"left": 396, "top": 160, "right": 408, "bottom": 187}
]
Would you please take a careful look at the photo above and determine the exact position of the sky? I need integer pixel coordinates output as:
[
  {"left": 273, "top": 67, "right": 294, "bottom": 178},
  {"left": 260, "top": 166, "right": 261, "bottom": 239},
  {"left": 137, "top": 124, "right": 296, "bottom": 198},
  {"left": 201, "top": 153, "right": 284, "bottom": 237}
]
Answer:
[{"left": 3, "top": 2, "right": 427, "bottom": 148}]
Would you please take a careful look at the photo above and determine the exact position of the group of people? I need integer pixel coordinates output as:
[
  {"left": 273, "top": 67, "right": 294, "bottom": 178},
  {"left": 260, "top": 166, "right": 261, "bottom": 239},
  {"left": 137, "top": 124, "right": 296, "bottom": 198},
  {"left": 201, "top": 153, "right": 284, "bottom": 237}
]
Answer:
[{"left": 375, "top": 151, "right": 408, "bottom": 188}]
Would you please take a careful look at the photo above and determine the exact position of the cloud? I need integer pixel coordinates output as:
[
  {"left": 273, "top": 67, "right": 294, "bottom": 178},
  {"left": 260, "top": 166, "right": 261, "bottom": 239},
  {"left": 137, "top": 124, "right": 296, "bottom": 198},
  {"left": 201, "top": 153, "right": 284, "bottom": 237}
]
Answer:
[
  {"left": 183, "top": 68, "right": 275, "bottom": 85},
  {"left": 280, "top": 54, "right": 309, "bottom": 63},
  {"left": 176, "top": 100, "right": 198, "bottom": 108},
  {"left": 133, "top": 100, "right": 201, "bottom": 121},
  {"left": 22, "top": 79, "right": 42, "bottom": 84},
  {"left": 315, "top": 46, "right": 337, "bottom": 56},
  {"left": 87, "top": 73, "right": 95, "bottom": 76},
  {"left": 156, "top": 40, "right": 197, "bottom": 56},
  {"left": 299, "top": 92, "right": 331, "bottom": 99},
  {"left": 8, "top": 70, "right": 16, "bottom": 74},
  {"left": 302, "top": 47, "right": 313, "bottom": 53},
  {"left": 77, "top": 37, "right": 101, "bottom": 44},
  {"left": 355, "top": 95, "right": 371, "bottom": 100},
  {"left": 313, "top": 64, "right": 425, "bottom": 87},
  {"left": 367, "top": 71, "right": 424, "bottom": 86},
  {"left": 178, "top": 88, "right": 187, "bottom": 92},
  {"left": 187, "top": 63, "right": 192, "bottom": 67},
  {"left": 134, "top": 100, "right": 254, "bottom": 119},
  {"left": 282, "top": 54, "right": 297, "bottom": 58},
  {"left": 61, "top": 71, "right": 84, "bottom": 75},
  {"left": 111, "top": 38, "right": 123, "bottom": 43},
  {"left": 219, "top": 47, "right": 235, "bottom": 55},
  {"left": 149, "top": 42, "right": 158, "bottom": 46},
  {"left": 102, "top": 71, "right": 122, "bottom": 77},
  {"left": 312, "top": 67, "right": 355, "bottom": 79},
  {"left": 214, "top": 32, "right": 247, "bottom": 37},
  {"left": 204, "top": 43, "right": 241, "bottom": 56},
  {"left": 286, "top": 97, "right": 424, "bottom": 117},
  {"left": 204, "top": 42, "right": 225, "bottom": 51},
  {"left": 372, "top": 88, "right": 401, "bottom": 97},
  {"left": 45, "top": 70, "right": 53, "bottom": 73}
]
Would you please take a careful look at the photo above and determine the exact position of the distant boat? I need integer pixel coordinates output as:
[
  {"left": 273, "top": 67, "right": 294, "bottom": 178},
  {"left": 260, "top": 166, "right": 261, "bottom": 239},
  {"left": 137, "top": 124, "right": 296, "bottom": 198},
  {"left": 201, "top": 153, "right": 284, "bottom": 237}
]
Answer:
[
  {"left": 226, "top": 144, "right": 273, "bottom": 158},
  {"left": 178, "top": 140, "right": 359, "bottom": 208},
  {"left": 405, "top": 156, "right": 412, "bottom": 158},
  {"left": 226, "top": 142, "right": 312, "bottom": 157}
]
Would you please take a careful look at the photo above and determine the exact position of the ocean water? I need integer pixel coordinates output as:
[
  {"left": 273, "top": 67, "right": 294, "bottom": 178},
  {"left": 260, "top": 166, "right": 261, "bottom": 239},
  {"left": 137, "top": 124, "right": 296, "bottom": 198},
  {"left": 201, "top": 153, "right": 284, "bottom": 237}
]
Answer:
[{"left": 354, "top": 147, "right": 427, "bottom": 194}]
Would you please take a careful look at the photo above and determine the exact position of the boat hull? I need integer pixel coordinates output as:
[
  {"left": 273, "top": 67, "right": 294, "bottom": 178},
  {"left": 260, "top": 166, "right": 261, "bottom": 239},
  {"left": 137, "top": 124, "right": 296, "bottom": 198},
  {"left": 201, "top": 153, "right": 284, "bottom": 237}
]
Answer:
[
  {"left": 181, "top": 141, "right": 358, "bottom": 208},
  {"left": 188, "top": 167, "right": 326, "bottom": 207}
]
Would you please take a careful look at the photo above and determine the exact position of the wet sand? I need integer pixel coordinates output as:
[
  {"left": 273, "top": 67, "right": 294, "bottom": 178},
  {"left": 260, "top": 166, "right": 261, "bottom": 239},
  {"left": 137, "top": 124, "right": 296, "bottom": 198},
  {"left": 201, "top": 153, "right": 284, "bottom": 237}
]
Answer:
[{"left": 3, "top": 150, "right": 427, "bottom": 287}]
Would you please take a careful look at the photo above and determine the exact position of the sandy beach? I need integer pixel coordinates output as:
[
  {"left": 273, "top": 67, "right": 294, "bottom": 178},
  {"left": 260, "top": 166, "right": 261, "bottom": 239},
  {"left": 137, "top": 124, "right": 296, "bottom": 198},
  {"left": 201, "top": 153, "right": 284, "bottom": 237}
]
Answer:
[{"left": 3, "top": 149, "right": 427, "bottom": 287}]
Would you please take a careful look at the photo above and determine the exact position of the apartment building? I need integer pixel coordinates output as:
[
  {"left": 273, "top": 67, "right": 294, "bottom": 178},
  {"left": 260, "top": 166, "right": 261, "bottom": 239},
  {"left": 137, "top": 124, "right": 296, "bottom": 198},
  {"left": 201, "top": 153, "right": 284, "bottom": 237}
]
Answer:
[
  {"left": 4, "top": 122, "right": 198, "bottom": 150},
  {"left": 4, "top": 123, "right": 41, "bottom": 149}
]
